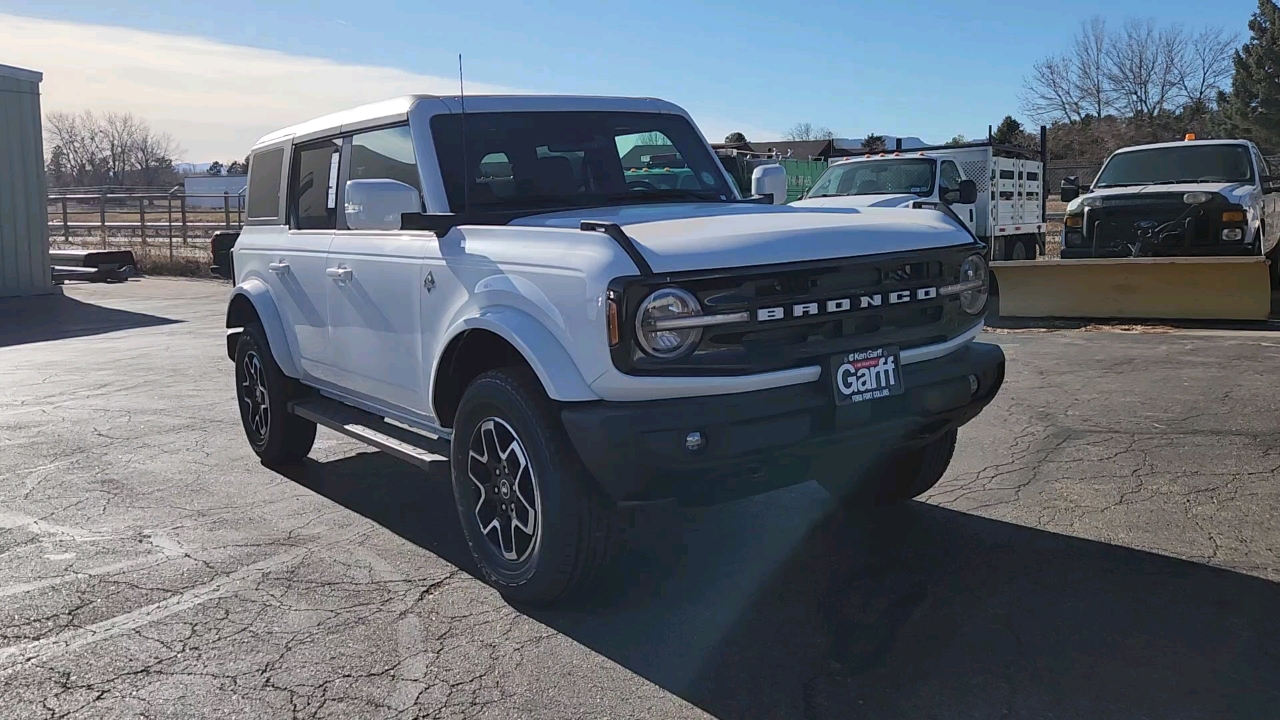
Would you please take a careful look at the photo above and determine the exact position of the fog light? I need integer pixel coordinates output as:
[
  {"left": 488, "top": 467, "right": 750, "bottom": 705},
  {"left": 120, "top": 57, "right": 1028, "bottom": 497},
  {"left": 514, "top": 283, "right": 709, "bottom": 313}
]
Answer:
[
  {"left": 1222, "top": 228, "right": 1244, "bottom": 241},
  {"left": 685, "top": 431, "right": 705, "bottom": 452},
  {"left": 968, "top": 374, "right": 979, "bottom": 394}
]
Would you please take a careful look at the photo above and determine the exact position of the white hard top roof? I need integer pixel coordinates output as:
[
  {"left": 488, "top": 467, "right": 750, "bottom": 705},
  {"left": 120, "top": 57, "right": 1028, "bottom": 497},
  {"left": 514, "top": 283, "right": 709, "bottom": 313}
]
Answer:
[{"left": 253, "top": 94, "right": 686, "bottom": 149}]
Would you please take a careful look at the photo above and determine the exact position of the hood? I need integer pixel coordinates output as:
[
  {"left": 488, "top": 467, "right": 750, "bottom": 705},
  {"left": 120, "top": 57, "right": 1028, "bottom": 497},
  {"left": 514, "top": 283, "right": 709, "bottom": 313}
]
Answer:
[
  {"left": 1080, "top": 182, "right": 1252, "bottom": 203},
  {"left": 510, "top": 202, "right": 974, "bottom": 273},
  {"left": 790, "top": 194, "right": 922, "bottom": 209}
]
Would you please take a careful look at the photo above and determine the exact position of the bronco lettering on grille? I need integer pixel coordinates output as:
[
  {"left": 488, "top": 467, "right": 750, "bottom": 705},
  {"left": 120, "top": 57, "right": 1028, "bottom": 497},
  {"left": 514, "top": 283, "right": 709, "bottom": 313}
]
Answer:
[{"left": 756, "top": 286, "right": 939, "bottom": 322}]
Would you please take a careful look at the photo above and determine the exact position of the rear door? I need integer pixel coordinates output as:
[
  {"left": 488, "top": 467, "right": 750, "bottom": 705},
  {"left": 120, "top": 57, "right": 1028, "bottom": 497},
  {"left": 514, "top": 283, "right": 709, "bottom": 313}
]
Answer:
[
  {"left": 267, "top": 138, "right": 340, "bottom": 381},
  {"left": 324, "top": 125, "right": 433, "bottom": 413}
]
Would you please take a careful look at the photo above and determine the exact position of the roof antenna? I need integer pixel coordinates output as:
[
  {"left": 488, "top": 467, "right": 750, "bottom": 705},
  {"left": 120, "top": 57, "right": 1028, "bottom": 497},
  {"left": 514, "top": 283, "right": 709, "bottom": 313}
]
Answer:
[{"left": 459, "top": 53, "right": 469, "bottom": 215}]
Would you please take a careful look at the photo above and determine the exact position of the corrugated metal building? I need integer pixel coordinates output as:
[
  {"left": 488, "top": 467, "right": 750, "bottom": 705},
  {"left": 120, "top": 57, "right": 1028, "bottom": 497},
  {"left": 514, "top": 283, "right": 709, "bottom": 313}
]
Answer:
[{"left": 0, "top": 63, "right": 52, "bottom": 297}]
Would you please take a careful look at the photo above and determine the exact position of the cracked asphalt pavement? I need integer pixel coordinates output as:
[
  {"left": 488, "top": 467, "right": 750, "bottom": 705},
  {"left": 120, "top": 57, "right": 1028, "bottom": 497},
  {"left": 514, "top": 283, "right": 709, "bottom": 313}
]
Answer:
[{"left": 1, "top": 278, "right": 1278, "bottom": 719}]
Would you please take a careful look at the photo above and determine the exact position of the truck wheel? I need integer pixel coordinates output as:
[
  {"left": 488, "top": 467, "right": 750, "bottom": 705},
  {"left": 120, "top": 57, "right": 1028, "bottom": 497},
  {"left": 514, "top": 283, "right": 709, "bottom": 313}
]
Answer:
[
  {"left": 234, "top": 324, "right": 316, "bottom": 465},
  {"left": 449, "top": 368, "right": 615, "bottom": 606},
  {"left": 1007, "top": 239, "right": 1030, "bottom": 261},
  {"left": 822, "top": 429, "right": 957, "bottom": 507}
]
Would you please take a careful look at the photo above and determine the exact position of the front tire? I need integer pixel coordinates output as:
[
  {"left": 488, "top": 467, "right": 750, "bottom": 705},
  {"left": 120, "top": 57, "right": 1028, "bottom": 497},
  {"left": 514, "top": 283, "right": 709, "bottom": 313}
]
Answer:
[
  {"left": 234, "top": 324, "right": 316, "bottom": 465},
  {"left": 449, "top": 368, "right": 615, "bottom": 606}
]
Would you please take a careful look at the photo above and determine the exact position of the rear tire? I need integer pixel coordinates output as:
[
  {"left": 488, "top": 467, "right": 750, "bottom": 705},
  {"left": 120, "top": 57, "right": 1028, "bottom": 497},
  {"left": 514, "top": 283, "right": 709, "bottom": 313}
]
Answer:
[
  {"left": 234, "top": 324, "right": 316, "bottom": 465},
  {"left": 1007, "top": 238, "right": 1031, "bottom": 261},
  {"left": 821, "top": 429, "right": 958, "bottom": 507},
  {"left": 449, "top": 367, "right": 615, "bottom": 607}
]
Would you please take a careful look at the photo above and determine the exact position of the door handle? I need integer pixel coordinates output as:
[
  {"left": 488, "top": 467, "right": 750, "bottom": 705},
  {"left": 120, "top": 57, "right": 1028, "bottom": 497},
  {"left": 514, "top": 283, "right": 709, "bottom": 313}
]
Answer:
[
  {"left": 326, "top": 266, "right": 353, "bottom": 281},
  {"left": 267, "top": 260, "right": 289, "bottom": 273}
]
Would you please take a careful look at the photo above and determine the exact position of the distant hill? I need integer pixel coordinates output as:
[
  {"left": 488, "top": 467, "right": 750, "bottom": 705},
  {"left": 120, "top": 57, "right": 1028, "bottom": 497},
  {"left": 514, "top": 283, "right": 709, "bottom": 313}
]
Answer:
[{"left": 175, "top": 162, "right": 213, "bottom": 175}]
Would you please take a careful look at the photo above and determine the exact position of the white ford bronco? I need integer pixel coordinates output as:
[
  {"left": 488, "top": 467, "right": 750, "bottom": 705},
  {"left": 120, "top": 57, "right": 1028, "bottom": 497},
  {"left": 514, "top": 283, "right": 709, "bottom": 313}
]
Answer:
[{"left": 222, "top": 94, "right": 1005, "bottom": 605}]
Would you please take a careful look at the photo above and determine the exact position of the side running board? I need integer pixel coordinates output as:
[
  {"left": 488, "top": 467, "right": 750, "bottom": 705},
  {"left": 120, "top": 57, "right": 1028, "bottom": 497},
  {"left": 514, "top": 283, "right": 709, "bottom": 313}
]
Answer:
[{"left": 288, "top": 397, "right": 449, "bottom": 470}]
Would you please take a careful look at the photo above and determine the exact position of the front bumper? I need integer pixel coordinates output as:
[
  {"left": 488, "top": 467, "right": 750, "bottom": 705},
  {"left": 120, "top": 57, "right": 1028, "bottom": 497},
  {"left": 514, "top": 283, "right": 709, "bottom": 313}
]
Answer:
[
  {"left": 1060, "top": 245, "right": 1260, "bottom": 259},
  {"left": 560, "top": 341, "right": 1005, "bottom": 505}
]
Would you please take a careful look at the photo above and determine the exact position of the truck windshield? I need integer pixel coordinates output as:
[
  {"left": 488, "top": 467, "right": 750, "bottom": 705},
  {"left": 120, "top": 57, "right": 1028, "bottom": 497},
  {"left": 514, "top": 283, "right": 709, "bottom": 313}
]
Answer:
[
  {"left": 430, "top": 111, "right": 735, "bottom": 213},
  {"left": 806, "top": 159, "right": 936, "bottom": 198},
  {"left": 1094, "top": 145, "right": 1254, "bottom": 188}
]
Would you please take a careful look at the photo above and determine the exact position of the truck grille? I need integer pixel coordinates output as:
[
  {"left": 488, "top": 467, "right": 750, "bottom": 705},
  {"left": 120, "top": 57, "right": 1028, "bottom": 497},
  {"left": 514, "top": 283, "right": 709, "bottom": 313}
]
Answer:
[
  {"left": 610, "top": 246, "right": 982, "bottom": 376},
  {"left": 1084, "top": 193, "right": 1244, "bottom": 252}
]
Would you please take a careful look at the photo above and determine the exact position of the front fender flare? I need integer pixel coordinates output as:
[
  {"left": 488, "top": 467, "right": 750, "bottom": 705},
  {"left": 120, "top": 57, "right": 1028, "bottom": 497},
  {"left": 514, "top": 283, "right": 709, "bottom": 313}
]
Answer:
[
  {"left": 434, "top": 309, "right": 599, "bottom": 411},
  {"left": 227, "top": 277, "right": 302, "bottom": 379}
]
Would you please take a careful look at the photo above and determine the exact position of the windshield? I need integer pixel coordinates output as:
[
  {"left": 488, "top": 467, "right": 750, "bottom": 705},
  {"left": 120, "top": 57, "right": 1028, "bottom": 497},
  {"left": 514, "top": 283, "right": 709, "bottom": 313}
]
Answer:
[
  {"left": 806, "top": 158, "right": 936, "bottom": 198},
  {"left": 430, "top": 111, "right": 734, "bottom": 212},
  {"left": 1094, "top": 145, "right": 1255, "bottom": 188}
]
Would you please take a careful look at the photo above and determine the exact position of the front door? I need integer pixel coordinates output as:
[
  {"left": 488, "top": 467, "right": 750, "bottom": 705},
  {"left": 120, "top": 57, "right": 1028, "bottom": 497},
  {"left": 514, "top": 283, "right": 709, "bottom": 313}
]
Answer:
[
  {"left": 940, "top": 159, "right": 976, "bottom": 235},
  {"left": 324, "top": 125, "right": 432, "bottom": 414},
  {"left": 1253, "top": 148, "right": 1280, "bottom": 256}
]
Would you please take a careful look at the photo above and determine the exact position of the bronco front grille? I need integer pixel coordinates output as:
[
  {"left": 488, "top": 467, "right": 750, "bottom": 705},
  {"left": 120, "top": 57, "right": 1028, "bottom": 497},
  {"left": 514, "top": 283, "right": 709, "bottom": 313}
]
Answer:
[{"left": 609, "top": 245, "right": 983, "bottom": 377}]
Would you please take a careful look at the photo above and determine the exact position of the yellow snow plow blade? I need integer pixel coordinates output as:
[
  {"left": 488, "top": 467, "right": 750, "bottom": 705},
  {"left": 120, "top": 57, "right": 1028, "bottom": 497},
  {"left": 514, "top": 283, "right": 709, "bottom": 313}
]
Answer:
[{"left": 992, "top": 256, "right": 1273, "bottom": 321}]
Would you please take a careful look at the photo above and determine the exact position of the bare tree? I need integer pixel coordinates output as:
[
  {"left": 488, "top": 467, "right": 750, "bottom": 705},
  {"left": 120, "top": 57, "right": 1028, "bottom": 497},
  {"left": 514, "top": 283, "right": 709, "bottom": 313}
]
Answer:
[
  {"left": 44, "top": 109, "right": 183, "bottom": 188},
  {"left": 1022, "top": 16, "right": 1236, "bottom": 125},
  {"left": 44, "top": 110, "right": 105, "bottom": 186},
  {"left": 635, "top": 131, "right": 670, "bottom": 146},
  {"left": 1175, "top": 26, "right": 1238, "bottom": 107},
  {"left": 1072, "top": 16, "right": 1110, "bottom": 119},
  {"left": 101, "top": 111, "right": 145, "bottom": 184},
  {"left": 132, "top": 131, "right": 184, "bottom": 187},
  {"left": 1021, "top": 53, "right": 1085, "bottom": 123},
  {"left": 783, "top": 122, "right": 835, "bottom": 141},
  {"left": 1104, "top": 19, "right": 1183, "bottom": 118}
]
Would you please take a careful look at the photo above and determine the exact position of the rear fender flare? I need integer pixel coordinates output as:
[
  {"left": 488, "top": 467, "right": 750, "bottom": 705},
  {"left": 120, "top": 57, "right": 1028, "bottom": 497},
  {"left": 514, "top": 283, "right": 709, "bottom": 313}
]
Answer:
[
  {"left": 432, "top": 309, "right": 599, "bottom": 414},
  {"left": 226, "top": 277, "right": 302, "bottom": 379}
]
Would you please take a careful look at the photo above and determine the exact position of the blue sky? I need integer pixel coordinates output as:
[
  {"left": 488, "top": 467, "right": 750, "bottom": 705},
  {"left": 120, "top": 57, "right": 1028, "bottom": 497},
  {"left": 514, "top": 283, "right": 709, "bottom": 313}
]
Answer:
[{"left": 0, "top": 0, "right": 1266, "bottom": 160}]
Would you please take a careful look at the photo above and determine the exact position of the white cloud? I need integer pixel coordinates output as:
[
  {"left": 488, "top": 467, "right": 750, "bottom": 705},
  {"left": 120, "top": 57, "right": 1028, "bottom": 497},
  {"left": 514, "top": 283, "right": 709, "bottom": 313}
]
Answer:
[{"left": 0, "top": 13, "right": 777, "bottom": 162}]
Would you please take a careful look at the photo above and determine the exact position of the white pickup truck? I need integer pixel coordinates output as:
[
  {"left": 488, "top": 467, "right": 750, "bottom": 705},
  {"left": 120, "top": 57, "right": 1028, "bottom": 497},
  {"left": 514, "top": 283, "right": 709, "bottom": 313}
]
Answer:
[
  {"left": 222, "top": 94, "right": 1005, "bottom": 605},
  {"left": 793, "top": 140, "right": 1047, "bottom": 261}
]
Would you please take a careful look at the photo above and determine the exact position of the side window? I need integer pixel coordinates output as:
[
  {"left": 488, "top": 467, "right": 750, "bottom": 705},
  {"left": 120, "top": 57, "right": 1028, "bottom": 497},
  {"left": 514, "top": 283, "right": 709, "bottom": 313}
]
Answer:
[
  {"left": 246, "top": 148, "right": 284, "bottom": 221},
  {"left": 940, "top": 161, "right": 962, "bottom": 194},
  {"left": 289, "top": 138, "right": 342, "bottom": 230},
  {"left": 349, "top": 125, "right": 421, "bottom": 199},
  {"left": 1253, "top": 148, "right": 1269, "bottom": 179}
]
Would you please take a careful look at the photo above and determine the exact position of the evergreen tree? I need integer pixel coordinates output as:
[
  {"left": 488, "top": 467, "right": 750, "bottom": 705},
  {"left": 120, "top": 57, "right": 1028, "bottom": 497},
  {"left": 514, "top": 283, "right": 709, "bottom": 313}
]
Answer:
[
  {"left": 992, "top": 116, "right": 1026, "bottom": 146},
  {"left": 1220, "top": 0, "right": 1280, "bottom": 151}
]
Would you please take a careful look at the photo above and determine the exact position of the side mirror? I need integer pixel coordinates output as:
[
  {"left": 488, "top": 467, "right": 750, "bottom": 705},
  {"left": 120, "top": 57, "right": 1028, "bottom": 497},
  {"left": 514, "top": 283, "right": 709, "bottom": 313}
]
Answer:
[
  {"left": 345, "top": 179, "right": 422, "bottom": 231},
  {"left": 751, "top": 164, "right": 788, "bottom": 205},
  {"left": 1060, "top": 176, "right": 1080, "bottom": 203},
  {"left": 958, "top": 179, "right": 977, "bottom": 205}
]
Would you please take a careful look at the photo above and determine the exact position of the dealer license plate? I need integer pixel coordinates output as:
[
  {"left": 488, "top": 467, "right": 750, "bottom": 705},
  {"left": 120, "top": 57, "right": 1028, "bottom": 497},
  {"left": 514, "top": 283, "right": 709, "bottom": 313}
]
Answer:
[{"left": 830, "top": 346, "right": 905, "bottom": 405}]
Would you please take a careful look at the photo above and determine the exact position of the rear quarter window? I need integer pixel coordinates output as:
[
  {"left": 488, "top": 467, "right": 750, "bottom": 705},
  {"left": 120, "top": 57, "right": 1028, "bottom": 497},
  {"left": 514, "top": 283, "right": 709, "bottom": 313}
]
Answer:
[{"left": 246, "top": 148, "right": 285, "bottom": 221}]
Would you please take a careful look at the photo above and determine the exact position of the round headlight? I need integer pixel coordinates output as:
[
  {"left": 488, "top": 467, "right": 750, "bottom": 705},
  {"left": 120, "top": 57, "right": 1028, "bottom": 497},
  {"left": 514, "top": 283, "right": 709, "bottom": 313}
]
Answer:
[
  {"left": 959, "top": 254, "right": 989, "bottom": 315},
  {"left": 1184, "top": 191, "right": 1213, "bottom": 205},
  {"left": 635, "top": 288, "right": 703, "bottom": 358}
]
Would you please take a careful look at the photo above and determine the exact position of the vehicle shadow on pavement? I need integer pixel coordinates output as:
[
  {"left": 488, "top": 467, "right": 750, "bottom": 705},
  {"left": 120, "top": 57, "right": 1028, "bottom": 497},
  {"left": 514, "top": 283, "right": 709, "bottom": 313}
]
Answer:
[
  {"left": 0, "top": 293, "right": 181, "bottom": 348},
  {"left": 281, "top": 451, "right": 1280, "bottom": 720}
]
